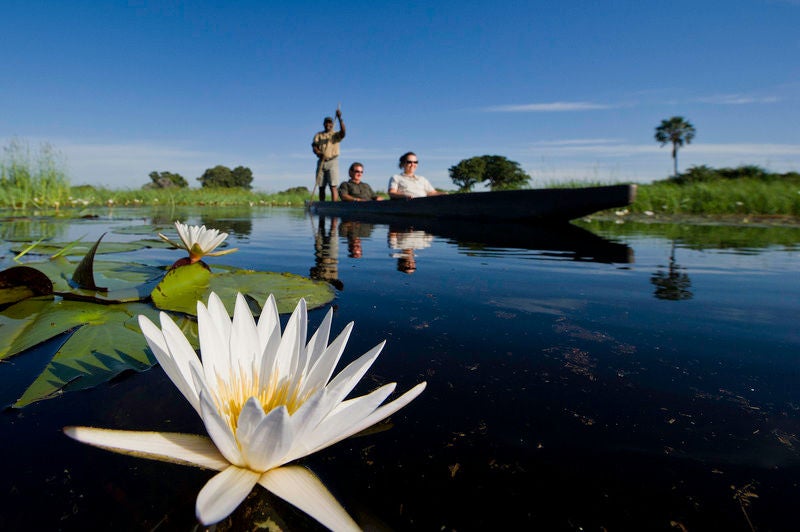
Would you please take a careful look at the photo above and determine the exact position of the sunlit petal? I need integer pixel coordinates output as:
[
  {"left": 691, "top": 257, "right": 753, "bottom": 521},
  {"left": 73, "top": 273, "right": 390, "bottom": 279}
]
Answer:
[
  {"left": 63, "top": 427, "right": 228, "bottom": 471},
  {"left": 196, "top": 465, "right": 260, "bottom": 525},
  {"left": 259, "top": 465, "right": 360, "bottom": 532},
  {"left": 237, "top": 400, "right": 293, "bottom": 471}
]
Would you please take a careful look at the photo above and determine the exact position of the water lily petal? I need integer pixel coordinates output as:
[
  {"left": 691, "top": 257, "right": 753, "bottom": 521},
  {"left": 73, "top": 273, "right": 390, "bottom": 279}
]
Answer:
[
  {"left": 138, "top": 315, "right": 201, "bottom": 414},
  {"left": 307, "top": 381, "right": 427, "bottom": 456},
  {"left": 236, "top": 400, "right": 293, "bottom": 471},
  {"left": 197, "top": 296, "right": 232, "bottom": 393},
  {"left": 205, "top": 247, "right": 239, "bottom": 257},
  {"left": 323, "top": 341, "right": 385, "bottom": 406},
  {"left": 230, "top": 293, "right": 259, "bottom": 371},
  {"left": 285, "top": 383, "right": 396, "bottom": 462},
  {"left": 157, "top": 312, "right": 205, "bottom": 411},
  {"left": 196, "top": 465, "right": 260, "bottom": 525},
  {"left": 198, "top": 388, "right": 244, "bottom": 467},
  {"left": 273, "top": 298, "right": 306, "bottom": 380},
  {"left": 305, "top": 307, "right": 333, "bottom": 368},
  {"left": 63, "top": 427, "right": 228, "bottom": 471},
  {"left": 259, "top": 465, "right": 359, "bottom": 532},
  {"left": 301, "top": 323, "right": 356, "bottom": 399},
  {"left": 256, "top": 294, "right": 282, "bottom": 374}
]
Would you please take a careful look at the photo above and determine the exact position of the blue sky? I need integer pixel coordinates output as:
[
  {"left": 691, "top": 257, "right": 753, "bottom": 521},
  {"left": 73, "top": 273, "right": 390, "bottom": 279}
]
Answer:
[{"left": 2, "top": 0, "right": 799, "bottom": 192}]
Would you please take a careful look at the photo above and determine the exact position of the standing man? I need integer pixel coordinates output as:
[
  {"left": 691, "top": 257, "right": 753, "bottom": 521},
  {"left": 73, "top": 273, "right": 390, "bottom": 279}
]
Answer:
[
  {"left": 339, "top": 162, "right": 384, "bottom": 202},
  {"left": 312, "top": 108, "right": 345, "bottom": 201}
]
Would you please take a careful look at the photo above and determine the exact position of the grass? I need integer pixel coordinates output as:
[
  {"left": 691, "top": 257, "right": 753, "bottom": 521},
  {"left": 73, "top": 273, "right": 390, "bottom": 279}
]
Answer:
[
  {"left": 1, "top": 140, "right": 798, "bottom": 219},
  {"left": 630, "top": 179, "right": 800, "bottom": 216},
  {"left": 0, "top": 139, "right": 72, "bottom": 209}
]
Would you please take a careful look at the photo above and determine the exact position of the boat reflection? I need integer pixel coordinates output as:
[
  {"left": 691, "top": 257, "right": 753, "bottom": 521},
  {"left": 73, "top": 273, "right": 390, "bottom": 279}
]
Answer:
[
  {"left": 310, "top": 214, "right": 634, "bottom": 284},
  {"left": 342, "top": 215, "right": 634, "bottom": 264}
]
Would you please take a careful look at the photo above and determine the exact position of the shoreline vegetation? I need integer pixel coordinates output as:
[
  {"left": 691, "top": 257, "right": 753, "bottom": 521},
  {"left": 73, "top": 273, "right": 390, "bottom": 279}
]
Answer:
[{"left": 2, "top": 141, "right": 799, "bottom": 225}]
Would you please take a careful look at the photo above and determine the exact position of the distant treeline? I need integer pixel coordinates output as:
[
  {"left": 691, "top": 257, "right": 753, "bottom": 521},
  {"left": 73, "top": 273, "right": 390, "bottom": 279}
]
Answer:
[{"left": 660, "top": 164, "right": 800, "bottom": 185}]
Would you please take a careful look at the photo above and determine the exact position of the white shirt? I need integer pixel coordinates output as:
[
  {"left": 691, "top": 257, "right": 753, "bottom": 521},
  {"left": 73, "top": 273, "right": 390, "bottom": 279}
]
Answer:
[{"left": 388, "top": 173, "right": 436, "bottom": 198}]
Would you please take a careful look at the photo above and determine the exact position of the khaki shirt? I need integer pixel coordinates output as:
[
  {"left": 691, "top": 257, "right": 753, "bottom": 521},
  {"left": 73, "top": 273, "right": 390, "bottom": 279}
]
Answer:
[{"left": 312, "top": 130, "right": 344, "bottom": 160}]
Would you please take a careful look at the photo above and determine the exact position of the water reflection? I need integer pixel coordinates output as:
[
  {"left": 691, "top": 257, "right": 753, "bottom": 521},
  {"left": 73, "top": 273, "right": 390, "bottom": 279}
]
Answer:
[
  {"left": 199, "top": 209, "right": 254, "bottom": 238},
  {"left": 388, "top": 227, "right": 434, "bottom": 274},
  {"left": 310, "top": 216, "right": 342, "bottom": 289},
  {"left": 338, "top": 220, "right": 374, "bottom": 258},
  {"left": 651, "top": 240, "right": 693, "bottom": 300},
  {"left": 0, "top": 215, "right": 68, "bottom": 243},
  {"left": 329, "top": 214, "right": 634, "bottom": 265}
]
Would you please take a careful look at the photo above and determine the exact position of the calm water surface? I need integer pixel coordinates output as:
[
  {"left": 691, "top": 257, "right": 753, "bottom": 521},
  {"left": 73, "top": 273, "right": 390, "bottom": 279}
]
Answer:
[{"left": 1, "top": 207, "right": 798, "bottom": 531}]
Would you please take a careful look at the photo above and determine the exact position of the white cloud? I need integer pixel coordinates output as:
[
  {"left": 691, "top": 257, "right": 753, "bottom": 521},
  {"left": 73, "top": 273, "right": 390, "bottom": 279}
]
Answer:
[{"left": 696, "top": 94, "right": 780, "bottom": 105}]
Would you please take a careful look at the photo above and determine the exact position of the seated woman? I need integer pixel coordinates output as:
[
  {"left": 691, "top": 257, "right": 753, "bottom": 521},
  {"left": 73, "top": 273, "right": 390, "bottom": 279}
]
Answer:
[
  {"left": 388, "top": 152, "right": 446, "bottom": 199},
  {"left": 338, "top": 162, "right": 384, "bottom": 202}
]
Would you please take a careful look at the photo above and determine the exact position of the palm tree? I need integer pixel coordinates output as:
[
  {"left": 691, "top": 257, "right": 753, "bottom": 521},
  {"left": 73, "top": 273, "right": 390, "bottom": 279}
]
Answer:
[{"left": 655, "top": 116, "right": 696, "bottom": 176}]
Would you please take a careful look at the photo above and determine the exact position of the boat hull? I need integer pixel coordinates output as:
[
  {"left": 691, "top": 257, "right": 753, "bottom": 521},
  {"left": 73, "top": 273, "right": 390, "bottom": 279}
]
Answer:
[{"left": 309, "top": 184, "right": 636, "bottom": 222}]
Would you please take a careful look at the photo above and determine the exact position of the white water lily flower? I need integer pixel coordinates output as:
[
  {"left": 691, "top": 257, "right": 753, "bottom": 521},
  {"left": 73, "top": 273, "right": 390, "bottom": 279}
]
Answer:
[
  {"left": 158, "top": 221, "right": 238, "bottom": 262},
  {"left": 64, "top": 292, "right": 426, "bottom": 530}
]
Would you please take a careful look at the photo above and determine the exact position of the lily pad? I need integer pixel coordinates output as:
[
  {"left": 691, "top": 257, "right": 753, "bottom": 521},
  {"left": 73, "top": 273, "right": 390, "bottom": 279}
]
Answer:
[
  {"left": 27, "top": 258, "right": 165, "bottom": 296},
  {"left": 10, "top": 241, "right": 147, "bottom": 256},
  {"left": 11, "top": 302, "right": 185, "bottom": 408},
  {"left": 0, "top": 266, "right": 53, "bottom": 306},
  {"left": 152, "top": 264, "right": 335, "bottom": 316}
]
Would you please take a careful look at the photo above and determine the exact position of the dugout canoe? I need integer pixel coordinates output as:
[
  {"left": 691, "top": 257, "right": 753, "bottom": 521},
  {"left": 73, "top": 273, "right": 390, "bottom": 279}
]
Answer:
[{"left": 309, "top": 184, "right": 636, "bottom": 223}]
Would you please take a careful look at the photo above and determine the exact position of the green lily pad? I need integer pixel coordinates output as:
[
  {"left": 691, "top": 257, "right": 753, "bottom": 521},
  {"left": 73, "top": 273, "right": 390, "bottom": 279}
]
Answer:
[
  {"left": 0, "top": 266, "right": 53, "bottom": 306},
  {"left": 151, "top": 262, "right": 211, "bottom": 314},
  {"left": 152, "top": 264, "right": 335, "bottom": 316},
  {"left": 27, "top": 258, "right": 164, "bottom": 295},
  {"left": 10, "top": 241, "right": 147, "bottom": 256},
  {"left": 12, "top": 302, "right": 183, "bottom": 408}
]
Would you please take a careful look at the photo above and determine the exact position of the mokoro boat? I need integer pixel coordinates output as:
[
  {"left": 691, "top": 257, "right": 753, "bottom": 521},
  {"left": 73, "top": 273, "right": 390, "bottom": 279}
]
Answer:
[{"left": 309, "top": 184, "right": 636, "bottom": 223}]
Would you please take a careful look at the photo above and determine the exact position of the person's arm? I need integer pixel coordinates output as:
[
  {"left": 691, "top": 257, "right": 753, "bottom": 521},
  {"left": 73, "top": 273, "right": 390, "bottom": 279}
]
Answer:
[
  {"left": 336, "top": 109, "right": 346, "bottom": 139},
  {"left": 311, "top": 135, "right": 323, "bottom": 158},
  {"left": 388, "top": 176, "right": 404, "bottom": 199},
  {"left": 424, "top": 178, "right": 445, "bottom": 196},
  {"left": 339, "top": 184, "right": 356, "bottom": 202},
  {"left": 388, "top": 187, "right": 411, "bottom": 200}
]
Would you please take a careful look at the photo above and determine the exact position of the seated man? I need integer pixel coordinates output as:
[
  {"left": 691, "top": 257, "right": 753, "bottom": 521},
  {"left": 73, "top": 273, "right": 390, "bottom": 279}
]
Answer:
[{"left": 339, "top": 162, "right": 384, "bottom": 202}]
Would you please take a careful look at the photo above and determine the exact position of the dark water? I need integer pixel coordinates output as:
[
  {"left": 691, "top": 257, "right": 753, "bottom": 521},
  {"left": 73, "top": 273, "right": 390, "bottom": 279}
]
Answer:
[{"left": 1, "top": 208, "right": 799, "bottom": 531}]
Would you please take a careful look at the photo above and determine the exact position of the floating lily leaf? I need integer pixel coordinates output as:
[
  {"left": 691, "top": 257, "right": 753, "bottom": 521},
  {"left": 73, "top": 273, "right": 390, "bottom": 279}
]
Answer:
[
  {"left": 0, "top": 297, "right": 56, "bottom": 360},
  {"left": 0, "top": 266, "right": 53, "bottom": 307},
  {"left": 151, "top": 264, "right": 335, "bottom": 315},
  {"left": 71, "top": 233, "right": 108, "bottom": 291},
  {"left": 10, "top": 241, "right": 146, "bottom": 256},
  {"left": 151, "top": 262, "right": 212, "bottom": 313},
  {"left": 12, "top": 302, "right": 176, "bottom": 408},
  {"left": 29, "top": 258, "right": 164, "bottom": 298}
]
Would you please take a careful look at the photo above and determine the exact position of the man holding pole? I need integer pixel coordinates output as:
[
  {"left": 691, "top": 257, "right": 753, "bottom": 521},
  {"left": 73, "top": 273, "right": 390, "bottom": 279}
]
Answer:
[{"left": 311, "top": 108, "right": 345, "bottom": 201}]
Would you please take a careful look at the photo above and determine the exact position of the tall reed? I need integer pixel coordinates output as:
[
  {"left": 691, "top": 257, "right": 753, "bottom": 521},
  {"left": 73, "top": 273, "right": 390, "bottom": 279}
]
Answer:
[{"left": 0, "top": 139, "right": 71, "bottom": 209}]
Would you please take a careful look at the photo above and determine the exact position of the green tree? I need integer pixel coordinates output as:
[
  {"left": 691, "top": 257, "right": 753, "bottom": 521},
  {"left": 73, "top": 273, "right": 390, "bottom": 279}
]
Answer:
[
  {"left": 231, "top": 166, "right": 253, "bottom": 190},
  {"left": 448, "top": 157, "right": 486, "bottom": 192},
  {"left": 146, "top": 171, "right": 188, "bottom": 189},
  {"left": 197, "top": 165, "right": 254, "bottom": 189},
  {"left": 448, "top": 155, "right": 530, "bottom": 191},
  {"left": 655, "top": 116, "right": 696, "bottom": 177}
]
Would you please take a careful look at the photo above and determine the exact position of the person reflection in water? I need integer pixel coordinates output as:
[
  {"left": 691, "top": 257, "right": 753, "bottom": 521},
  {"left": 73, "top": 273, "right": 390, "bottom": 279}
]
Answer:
[
  {"left": 339, "top": 220, "right": 374, "bottom": 259},
  {"left": 310, "top": 216, "right": 343, "bottom": 290},
  {"left": 388, "top": 227, "right": 433, "bottom": 274}
]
